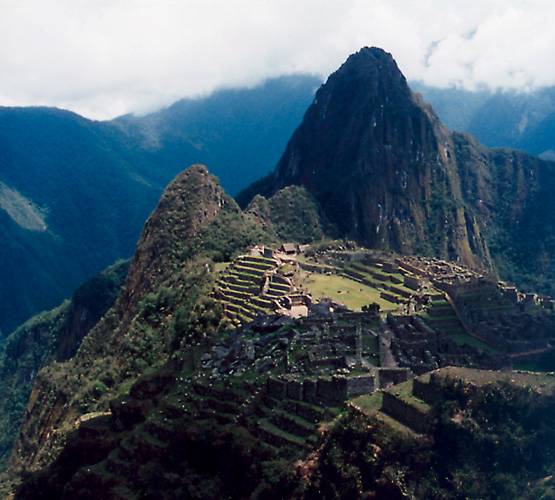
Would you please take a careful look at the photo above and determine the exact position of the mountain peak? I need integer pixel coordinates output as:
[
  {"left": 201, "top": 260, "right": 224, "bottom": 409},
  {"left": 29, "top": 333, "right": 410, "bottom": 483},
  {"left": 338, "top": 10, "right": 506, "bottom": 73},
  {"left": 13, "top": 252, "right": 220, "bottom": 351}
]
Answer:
[
  {"left": 337, "top": 46, "right": 403, "bottom": 77},
  {"left": 239, "top": 48, "right": 490, "bottom": 269},
  {"left": 121, "top": 164, "right": 228, "bottom": 311}
]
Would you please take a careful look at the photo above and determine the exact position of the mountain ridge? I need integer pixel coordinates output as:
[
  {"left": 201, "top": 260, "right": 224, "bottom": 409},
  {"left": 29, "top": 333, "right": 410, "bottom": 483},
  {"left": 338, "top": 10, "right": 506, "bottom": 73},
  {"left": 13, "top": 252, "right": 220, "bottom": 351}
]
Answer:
[
  {"left": 4, "top": 47, "right": 555, "bottom": 498},
  {"left": 0, "top": 75, "right": 319, "bottom": 335},
  {"left": 238, "top": 47, "right": 492, "bottom": 270},
  {"left": 239, "top": 47, "right": 555, "bottom": 299}
]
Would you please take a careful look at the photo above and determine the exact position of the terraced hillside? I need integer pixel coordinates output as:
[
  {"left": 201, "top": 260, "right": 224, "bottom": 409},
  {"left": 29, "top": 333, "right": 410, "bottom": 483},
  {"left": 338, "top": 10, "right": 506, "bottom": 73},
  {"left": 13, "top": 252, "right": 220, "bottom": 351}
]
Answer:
[
  {"left": 214, "top": 254, "right": 293, "bottom": 325},
  {"left": 309, "top": 367, "right": 555, "bottom": 499}
]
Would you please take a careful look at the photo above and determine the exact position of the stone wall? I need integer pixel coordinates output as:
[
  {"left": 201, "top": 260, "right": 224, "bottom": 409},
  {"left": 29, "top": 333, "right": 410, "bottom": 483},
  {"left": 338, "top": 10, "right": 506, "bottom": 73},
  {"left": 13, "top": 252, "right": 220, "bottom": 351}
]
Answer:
[
  {"left": 267, "top": 373, "right": 376, "bottom": 403},
  {"left": 411, "top": 377, "right": 442, "bottom": 405},
  {"left": 403, "top": 274, "right": 422, "bottom": 291},
  {"left": 380, "top": 391, "right": 429, "bottom": 433},
  {"left": 345, "top": 375, "right": 376, "bottom": 398},
  {"left": 377, "top": 367, "right": 412, "bottom": 389}
]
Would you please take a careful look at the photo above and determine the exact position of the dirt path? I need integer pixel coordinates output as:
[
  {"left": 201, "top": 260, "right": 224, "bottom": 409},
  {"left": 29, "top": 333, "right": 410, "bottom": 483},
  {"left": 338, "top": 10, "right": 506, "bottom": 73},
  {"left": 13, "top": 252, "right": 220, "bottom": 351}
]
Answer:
[{"left": 380, "top": 329, "right": 398, "bottom": 368}]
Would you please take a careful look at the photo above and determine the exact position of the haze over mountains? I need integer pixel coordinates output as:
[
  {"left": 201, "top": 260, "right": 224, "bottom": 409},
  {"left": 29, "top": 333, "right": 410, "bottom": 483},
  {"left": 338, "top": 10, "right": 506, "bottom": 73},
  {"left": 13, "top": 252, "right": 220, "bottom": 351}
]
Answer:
[
  {"left": 0, "top": 75, "right": 319, "bottom": 335},
  {"left": 413, "top": 82, "right": 555, "bottom": 160},
  {"left": 3, "top": 46, "right": 555, "bottom": 499},
  {"left": 4, "top": 52, "right": 555, "bottom": 339}
]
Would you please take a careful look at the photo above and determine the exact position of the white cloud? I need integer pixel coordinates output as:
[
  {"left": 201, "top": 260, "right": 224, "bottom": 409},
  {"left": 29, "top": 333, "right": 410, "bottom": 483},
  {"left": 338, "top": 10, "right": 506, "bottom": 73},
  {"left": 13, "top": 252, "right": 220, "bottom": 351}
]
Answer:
[{"left": 0, "top": 0, "right": 553, "bottom": 119}]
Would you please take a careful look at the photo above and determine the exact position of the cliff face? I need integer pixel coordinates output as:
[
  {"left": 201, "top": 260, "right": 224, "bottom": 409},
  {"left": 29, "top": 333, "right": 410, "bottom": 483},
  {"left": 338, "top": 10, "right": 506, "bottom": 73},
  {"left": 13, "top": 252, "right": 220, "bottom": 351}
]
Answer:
[
  {"left": 240, "top": 47, "right": 491, "bottom": 270},
  {"left": 455, "top": 133, "right": 555, "bottom": 294}
]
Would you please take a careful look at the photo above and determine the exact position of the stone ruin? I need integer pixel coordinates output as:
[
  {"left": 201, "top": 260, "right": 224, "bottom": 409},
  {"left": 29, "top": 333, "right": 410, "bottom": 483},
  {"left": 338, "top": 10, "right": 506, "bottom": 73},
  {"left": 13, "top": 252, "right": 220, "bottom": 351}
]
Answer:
[
  {"left": 387, "top": 313, "right": 508, "bottom": 374},
  {"left": 266, "top": 366, "right": 412, "bottom": 404}
]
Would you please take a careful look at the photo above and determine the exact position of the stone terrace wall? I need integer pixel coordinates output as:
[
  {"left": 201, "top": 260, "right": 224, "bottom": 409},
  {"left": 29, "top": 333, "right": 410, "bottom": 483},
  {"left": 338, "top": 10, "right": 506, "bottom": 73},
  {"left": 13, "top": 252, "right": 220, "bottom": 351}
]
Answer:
[
  {"left": 412, "top": 377, "right": 442, "bottom": 405},
  {"left": 377, "top": 367, "right": 413, "bottom": 389},
  {"left": 267, "top": 374, "right": 376, "bottom": 403},
  {"left": 381, "top": 391, "right": 429, "bottom": 433}
]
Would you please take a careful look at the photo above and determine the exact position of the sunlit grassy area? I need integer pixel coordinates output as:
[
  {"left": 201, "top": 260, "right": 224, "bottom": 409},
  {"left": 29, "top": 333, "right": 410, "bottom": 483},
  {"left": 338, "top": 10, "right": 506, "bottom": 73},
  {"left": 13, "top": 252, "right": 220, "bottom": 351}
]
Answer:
[
  {"left": 213, "top": 262, "right": 231, "bottom": 273},
  {"left": 300, "top": 272, "right": 397, "bottom": 311},
  {"left": 350, "top": 391, "right": 383, "bottom": 413}
]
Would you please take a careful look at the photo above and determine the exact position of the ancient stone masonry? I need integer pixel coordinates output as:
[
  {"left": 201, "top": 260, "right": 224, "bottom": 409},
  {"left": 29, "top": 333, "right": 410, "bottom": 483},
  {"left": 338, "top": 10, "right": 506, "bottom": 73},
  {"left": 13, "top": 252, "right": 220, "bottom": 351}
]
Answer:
[
  {"left": 377, "top": 367, "right": 413, "bottom": 389},
  {"left": 448, "top": 284, "right": 555, "bottom": 358},
  {"left": 267, "top": 367, "right": 414, "bottom": 404},
  {"left": 210, "top": 247, "right": 555, "bottom": 416},
  {"left": 393, "top": 254, "right": 555, "bottom": 365},
  {"left": 267, "top": 374, "right": 376, "bottom": 403},
  {"left": 214, "top": 248, "right": 316, "bottom": 325},
  {"left": 388, "top": 313, "right": 508, "bottom": 374},
  {"left": 380, "top": 390, "right": 430, "bottom": 433}
]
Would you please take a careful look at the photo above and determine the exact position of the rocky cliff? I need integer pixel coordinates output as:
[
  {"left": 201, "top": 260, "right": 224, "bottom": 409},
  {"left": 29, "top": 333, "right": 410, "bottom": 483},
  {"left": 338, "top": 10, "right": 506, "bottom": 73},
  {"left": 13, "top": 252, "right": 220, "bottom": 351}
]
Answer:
[
  {"left": 239, "top": 47, "right": 555, "bottom": 298},
  {"left": 238, "top": 47, "right": 492, "bottom": 271},
  {"left": 0, "top": 260, "right": 128, "bottom": 471}
]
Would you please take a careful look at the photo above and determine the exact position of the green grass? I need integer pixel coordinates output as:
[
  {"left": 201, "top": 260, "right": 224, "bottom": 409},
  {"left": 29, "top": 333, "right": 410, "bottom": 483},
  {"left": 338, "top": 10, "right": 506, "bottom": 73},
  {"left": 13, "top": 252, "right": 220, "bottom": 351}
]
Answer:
[
  {"left": 448, "top": 332, "right": 500, "bottom": 353},
  {"left": 350, "top": 392, "right": 383, "bottom": 413},
  {"left": 387, "top": 381, "right": 431, "bottom": 413},
  {"left": 362, "top": 334, "right": 379, "bottom": 354},
  {"left": 258, "top": 418, "right": 308, "bottom": 446},
  {"left": 214, "top": 262, "right": 231, "bottom": 273},
  {"left": 301, "top": 273, "right": 398, "bottom": 311}
]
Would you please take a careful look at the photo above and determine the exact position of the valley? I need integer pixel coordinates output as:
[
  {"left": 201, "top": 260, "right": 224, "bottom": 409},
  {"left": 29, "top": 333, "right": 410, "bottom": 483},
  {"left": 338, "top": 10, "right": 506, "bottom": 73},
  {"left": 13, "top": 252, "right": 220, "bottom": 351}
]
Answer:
[{"left": 2, "top": 47, "right": 555, "bottom": 499}]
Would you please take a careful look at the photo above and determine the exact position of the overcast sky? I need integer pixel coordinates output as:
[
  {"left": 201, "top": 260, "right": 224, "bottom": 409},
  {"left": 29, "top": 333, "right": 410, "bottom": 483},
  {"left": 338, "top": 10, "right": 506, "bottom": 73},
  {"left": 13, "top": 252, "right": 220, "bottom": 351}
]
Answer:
[{"left": 1, "top": 0, "right": 554, "bottom": 120}]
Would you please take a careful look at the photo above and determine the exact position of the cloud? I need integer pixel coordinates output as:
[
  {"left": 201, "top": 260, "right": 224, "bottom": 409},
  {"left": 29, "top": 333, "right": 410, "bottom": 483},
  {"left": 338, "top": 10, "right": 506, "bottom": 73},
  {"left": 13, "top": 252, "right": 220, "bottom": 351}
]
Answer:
[
  {"left": 1, "top": 0, "right": 553, "bottom": 119},
  {"left": 417, "top": 1, "right": 555, "bottom": 91}
]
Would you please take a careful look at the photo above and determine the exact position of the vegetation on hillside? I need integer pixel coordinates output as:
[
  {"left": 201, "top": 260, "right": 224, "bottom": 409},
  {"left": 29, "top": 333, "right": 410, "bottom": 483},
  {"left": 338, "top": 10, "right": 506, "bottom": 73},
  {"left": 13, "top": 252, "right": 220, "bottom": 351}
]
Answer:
[
  {"left": 0, "top": 75, "right": 318, "bottom": 336},
  {"left": 6, "top": 46, "right": 555, "bottom": 500},
  {"left": 8, "top": 167, "right": 289, "bottom": 476},
  {"left": 304, "top": 376, "right": 555, "bottom": 499},
  {"left": 245, "top": 185, "right": 328, "bottom": 244},
  {"left": 0, "top": 260, "right": 128, "bottom": 472}
]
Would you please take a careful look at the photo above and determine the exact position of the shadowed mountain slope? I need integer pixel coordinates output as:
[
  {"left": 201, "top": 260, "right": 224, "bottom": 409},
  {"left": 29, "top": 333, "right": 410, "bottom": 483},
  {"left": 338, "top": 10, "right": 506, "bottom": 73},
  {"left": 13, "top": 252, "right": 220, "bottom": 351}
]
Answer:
[
  {"left": 239, "top": 47, "right": 555, "bottom": 298},
  {"left": 238, "top": 48, "right": 491, "bottom": 271}
]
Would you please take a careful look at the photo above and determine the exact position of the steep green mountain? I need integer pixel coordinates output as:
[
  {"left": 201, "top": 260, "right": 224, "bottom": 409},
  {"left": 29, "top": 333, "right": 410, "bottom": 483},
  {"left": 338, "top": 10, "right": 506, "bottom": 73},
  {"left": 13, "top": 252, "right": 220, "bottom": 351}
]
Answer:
[
  {"left": 454, "top": 133, "right": 555, "bottom": 295},
  {"left": 6, "top": 48, "right": 555, "bottom": 498},
  {"left": 238, "top": 47, "right": 492, "bottom": 270},
  {"left": 7, "top": 165, "right": 275, "bottom": 477},
  {"left": 0, "top": 106, "right": 153, "bottom": 337},
  {"left": 0, "top": 75, "right": 319, "bottom": 335},
  {"left": 0, "top": 167, "right": 332, "bottom": 485},
  {"left": 239, "top": 47, "right": 555, "bottom": 298},
  {"left": 5, "top": 161, "right": 555, "bottom": 498},
  {"left": 0, "top": 260, "right": 128, "bottom": 471}
]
